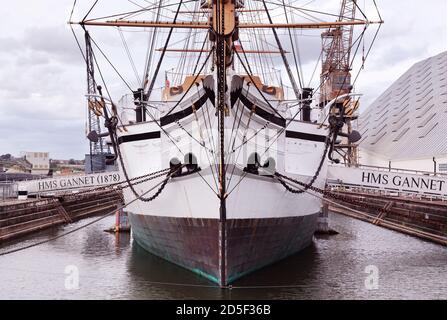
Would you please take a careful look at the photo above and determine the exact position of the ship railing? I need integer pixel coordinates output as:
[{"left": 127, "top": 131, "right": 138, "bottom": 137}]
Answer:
[
  {"left": 0, "top": 181, "right": 18, "bottom": 201},
  {"left": 118, "top": 94, "right": 162, "bottom": 125},
  {"left": 328, "top": 183, "right": 447, "bottom": 202}
]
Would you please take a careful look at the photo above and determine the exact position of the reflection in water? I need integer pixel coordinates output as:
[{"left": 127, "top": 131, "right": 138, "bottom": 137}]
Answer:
[{"left": 0, "top": 212, "right": 446, "bottom": 299}]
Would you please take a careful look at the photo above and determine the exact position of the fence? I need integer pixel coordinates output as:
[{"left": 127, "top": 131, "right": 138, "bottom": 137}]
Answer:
[{"left": 0, "top": 182, "right": 17, "bottom": 200}]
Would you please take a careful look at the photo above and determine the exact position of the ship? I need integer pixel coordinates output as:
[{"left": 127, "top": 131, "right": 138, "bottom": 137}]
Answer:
[{"left": 70, "top": 0, "right": 382, "bottom": 286}]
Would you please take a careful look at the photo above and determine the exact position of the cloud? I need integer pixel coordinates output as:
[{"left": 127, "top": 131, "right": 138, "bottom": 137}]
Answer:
[
  {"left": 22, "top": 26, "right": 82, "bottom": 65},
  {"left": 1, "top": 0, "right": 447, "bottom": 160}
]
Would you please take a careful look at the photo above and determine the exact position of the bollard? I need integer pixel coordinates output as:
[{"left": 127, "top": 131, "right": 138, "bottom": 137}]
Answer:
[
  {"left": 117, "top": 209, "right": 130, "bottom": 231},
  {"left": 105, "top": 209, "right": 131, "bottom": 233},
  {"left": 317, "top": 202, "right": 330, "bottom": 232},
  {"left": 315, "top": 202, "right": 338, "bottom": 235}
]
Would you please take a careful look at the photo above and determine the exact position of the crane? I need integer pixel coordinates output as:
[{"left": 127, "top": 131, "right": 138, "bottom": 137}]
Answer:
[
  {"left": 85, "top": 32, "right": 113, "bottom": 173},
  {"left": 320, "top": 0, "right": 360, "bottom": 166}
]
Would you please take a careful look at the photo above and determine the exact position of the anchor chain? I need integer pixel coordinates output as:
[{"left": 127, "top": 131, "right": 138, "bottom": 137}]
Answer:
[
  {"left": 275, "top": 172, "right": 393, "bottom": 218},
  {"left": 275, "top": 127, "right": 333, "bottom": 194},
  {"left": 57, "top": 167, "right": 172, "bottom": 198}
]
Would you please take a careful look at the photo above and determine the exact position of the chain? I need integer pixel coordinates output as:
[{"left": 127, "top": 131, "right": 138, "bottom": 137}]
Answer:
[
  {"left": 276, "top": 173, "right": 391, "bottom": 217},
  {"left": 270, "top": 122, "right": 393, "bottom": 217},
  {"left": 57, "top": 167, "right": 172, "bottom": 198},
  {"left": 273, "top": 126, "right": 333, "bottom": 194},
  {"left": 134, "top": 170, "right": 172, "bottom": 202}
]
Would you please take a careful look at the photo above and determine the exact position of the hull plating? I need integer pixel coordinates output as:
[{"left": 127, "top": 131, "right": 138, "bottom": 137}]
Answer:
[{"left": 129, "top": 212, "right": 318, "bottom": 284}]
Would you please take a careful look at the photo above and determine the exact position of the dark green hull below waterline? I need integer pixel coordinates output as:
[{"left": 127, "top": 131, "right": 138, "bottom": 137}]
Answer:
[{"left": 128, "top": 212, "right": 319, "bottom": 285}]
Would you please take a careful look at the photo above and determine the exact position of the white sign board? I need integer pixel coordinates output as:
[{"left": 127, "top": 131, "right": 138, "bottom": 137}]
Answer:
[
  {"left": 18, "top": 171, "right": 123, "bottom": 194},
  {"left": 327, "top": 166, "right": 447, "bottom": 197}
]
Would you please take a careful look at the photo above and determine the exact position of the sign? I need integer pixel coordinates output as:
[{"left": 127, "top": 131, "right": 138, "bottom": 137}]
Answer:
[
  {"left": 18, "top": 171, "right": 123, "bottom": 194},
  {"left": 327, "top": 166, "right": 447, "bottom": 197}
]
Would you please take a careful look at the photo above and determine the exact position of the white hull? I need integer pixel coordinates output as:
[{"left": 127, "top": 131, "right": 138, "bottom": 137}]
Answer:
[{"left": 123, "top": 167, "right": 326, "bottom": 219}]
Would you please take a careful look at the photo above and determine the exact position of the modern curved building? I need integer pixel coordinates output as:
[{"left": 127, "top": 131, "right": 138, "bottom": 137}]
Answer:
[{"left": 357, "top": 50, "right": 447, "bottom": 173}]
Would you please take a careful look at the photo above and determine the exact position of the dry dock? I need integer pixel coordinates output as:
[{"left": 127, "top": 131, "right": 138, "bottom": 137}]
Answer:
[
  {"left": 0, "top": 190, "right": 123, "bottom": 242},
  {"left": 328, "top": 189, "right": 447, "bottom": 245}
]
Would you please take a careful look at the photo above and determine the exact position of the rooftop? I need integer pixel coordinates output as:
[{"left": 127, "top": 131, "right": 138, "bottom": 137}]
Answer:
[{"left": 357, "top": 50, "right": 447, "bottom": 160}]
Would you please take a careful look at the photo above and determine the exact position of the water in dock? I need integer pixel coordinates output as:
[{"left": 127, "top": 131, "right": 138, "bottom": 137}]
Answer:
[{"left": 0, "top": 212, "right": 446, "bottom": 299}]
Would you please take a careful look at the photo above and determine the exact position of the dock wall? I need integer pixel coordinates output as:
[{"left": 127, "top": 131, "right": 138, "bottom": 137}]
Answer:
[
  {"left": 328, "top": 190, "right": 447, "bottom": 245},
  {"left": 0, "top": 190, "right": 123, "bottom": 243}
]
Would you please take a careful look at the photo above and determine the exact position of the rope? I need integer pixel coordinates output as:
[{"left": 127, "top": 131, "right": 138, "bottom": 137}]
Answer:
[
  {"left": 82, "top": 0, "right": 99, "bottom": 22},
  {"left": 282, "top": 0, "right": 303, "bottom": 90},
  {"left": 256, "top": 0, "right": 364, "bottom": 22},
  {"left": 234, "top": 45, "right": 287, "bottom": 121},
  {"left": 162, "top": 47, "right": 214, "bottom": 118},
  {"left": 0, "top": 264, "right": 220, "bottom": 289},
  {"left": 142, "top": 0, "right": 163, "bottom": 90},
  {"left": 36, "top": 168, "right": 172, "bottom": 197},
  {"left": 119, "top": 28, "right": 141, "bottom": 85},
  {"left": 82, "top": 0, "right": 197, "bottom": 23},
  {"left": 277, "top": 177, "right": 447, "bottom": 242},
  {"left": 145, "top": 0, "right": 184, "bottom": 99},
  {"left": 88, "top": 35, "right": 134, "bottom": 92},
  {"left": 260, "top": 0, "right": 300, "bottom": 98}
]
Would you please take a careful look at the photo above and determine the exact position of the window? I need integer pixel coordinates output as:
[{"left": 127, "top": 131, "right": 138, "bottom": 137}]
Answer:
[
  {"left": 416, "top": 88, "right": 433, "bottom": 102},
  {"left": 416, "top": 95, "right": 433, "bottom": 110},
  {"left": 418, "top": 122, "right": 438, "bottom": 138},
  {"left": 416, "top": 72, "right": 432, "bottom": 85},
  {"left": 394, "top": 90, "right": 409, "bottom": 103},
  {"left": 417, "top": 113, "right": 436, "bottom": 127},
  {"left": 393, "top": 127, "right": 409, "bottom": 142},
  {"left": 377, "top": 109, "right": 389, "bottom": 121},
  {"left": 371, "top": 131, "right": 387, "bottom": 145},
  {"left": 416, "top": 102, "right": 434, "bottom": 117},
  {"left": 372, "top": 124, "right": 387, "bottom": 137},
  {"left": 332, "top": 74, "right": 351, "bottom": 90},
  {"left": 392, "top": 118, "right": 409, "bottom": 129}
]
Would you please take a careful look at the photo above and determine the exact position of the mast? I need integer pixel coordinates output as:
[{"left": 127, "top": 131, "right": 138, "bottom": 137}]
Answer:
[{"left": 211, "top": 0, "right": 238, "bottom": 289}]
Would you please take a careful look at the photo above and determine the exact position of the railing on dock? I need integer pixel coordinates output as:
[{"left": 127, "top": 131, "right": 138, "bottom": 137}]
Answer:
[
  {"left": 327, "top": 165, "right": 447, "bottom": 201},
  {"left": 352, "top": 164, "right": 447, "bottom": 178},
  {"left": 0, "top": 182, "right": 17, "bottom": 201}
]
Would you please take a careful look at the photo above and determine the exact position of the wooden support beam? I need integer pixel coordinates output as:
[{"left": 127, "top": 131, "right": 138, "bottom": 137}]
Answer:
[
  {"left": 178, "top": 9, "right": 265, "bottom": 13},
  {"left": 155, "top": 48, "right": 289, "bottom": 54},
  {"left": 71, "top": 19, "right": 383, "bottom": 30}
]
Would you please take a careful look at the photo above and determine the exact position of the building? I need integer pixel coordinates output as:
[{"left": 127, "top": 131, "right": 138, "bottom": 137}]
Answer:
[
  {"left": 357, "top": 51, "right": 447, "bottom": 173},
  {"left": 0, "top": 154, "right": 32, "bottom": 174},
  {"left": 85, "top": 153, "right": 117, "bottom": 174},
  {"left": 22, "top": 151, "right": 50, "bottom": 175},
  {"left": 50, "top": 159, "right": 85, "bottom": 176}
]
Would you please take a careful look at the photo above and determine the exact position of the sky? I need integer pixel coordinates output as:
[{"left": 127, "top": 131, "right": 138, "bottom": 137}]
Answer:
[{"left": 0, "top": 0, "right": 446, "bottom": 160}]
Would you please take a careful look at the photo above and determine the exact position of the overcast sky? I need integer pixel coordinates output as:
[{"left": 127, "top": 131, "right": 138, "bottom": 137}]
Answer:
[{"left": 1, "top": 0, "right": 446, "bottom": 159}]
